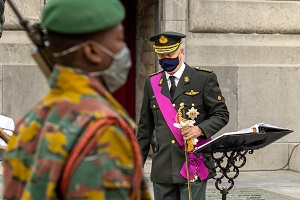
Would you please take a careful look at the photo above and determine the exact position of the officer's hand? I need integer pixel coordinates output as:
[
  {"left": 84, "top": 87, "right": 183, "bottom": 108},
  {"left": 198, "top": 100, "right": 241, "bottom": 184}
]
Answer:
[{"left": 181, "top": 126, "right": 204, "bottom": 140}]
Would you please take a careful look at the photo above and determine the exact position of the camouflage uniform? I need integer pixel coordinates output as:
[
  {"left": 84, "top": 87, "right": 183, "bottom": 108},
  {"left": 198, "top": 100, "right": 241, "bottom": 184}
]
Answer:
[{"left": 4, "top": 66, "right": 151, "bottom": 200}]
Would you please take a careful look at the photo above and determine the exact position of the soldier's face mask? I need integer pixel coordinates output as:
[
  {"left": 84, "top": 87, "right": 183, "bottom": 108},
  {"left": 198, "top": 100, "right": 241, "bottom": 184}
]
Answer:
[
  {"left": 89, "top": 43, "right": 132, "bottom": 93},
  {"left": 53, "top": 41, "right": 132, "bottom": 93}
]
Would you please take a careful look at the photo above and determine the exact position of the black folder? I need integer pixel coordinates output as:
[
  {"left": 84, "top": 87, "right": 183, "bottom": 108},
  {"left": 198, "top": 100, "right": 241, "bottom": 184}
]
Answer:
[{"left": 194, "top": 123, "right": 293, "bottom": 154}]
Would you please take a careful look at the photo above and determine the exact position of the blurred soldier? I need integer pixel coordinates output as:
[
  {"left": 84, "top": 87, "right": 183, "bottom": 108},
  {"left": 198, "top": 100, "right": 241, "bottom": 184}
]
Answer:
[
  {"left": 137, "top": 31, "right": 229, "bottom": 200},
  {"left": 3, "top": 0, "right": 151, "bottom": 199},
  {"left": 0, "top": 0, "right": 4, "bottom": 37}
]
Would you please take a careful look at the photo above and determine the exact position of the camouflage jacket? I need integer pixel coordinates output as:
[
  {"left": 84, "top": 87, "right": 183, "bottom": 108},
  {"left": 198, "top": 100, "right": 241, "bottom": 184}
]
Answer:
[{"left": 3, "top": 66, "right": 151, "bottom": 200}]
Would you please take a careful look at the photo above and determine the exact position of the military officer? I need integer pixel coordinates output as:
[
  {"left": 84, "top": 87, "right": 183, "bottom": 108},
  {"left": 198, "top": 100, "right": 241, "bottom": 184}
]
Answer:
[{"left": 137, "top": 31, "right": 229, "bottom": 200}]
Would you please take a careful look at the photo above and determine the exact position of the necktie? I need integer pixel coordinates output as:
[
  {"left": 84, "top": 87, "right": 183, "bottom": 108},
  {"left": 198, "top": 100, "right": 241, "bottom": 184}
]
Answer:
[{"left": 169, "top": 76, "right": 176, "bottom": 98}]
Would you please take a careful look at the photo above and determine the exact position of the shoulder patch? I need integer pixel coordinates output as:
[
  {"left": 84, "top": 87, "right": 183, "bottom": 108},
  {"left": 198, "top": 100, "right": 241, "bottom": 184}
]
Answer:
[
  {"left": 149, "top": 70, "right": 163, "bottom": 77},
  {"left": 195, "top": 67, "right": 213, "bottom": 73}
]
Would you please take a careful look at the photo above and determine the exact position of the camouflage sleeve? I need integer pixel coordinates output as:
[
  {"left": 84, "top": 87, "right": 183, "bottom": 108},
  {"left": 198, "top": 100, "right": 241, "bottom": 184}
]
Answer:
[
  {"left": 3, "top": 118, "right": 151, "bottom": 200},
  {"left": 67, "top": 124, "right": 151, "bottom": 200}
]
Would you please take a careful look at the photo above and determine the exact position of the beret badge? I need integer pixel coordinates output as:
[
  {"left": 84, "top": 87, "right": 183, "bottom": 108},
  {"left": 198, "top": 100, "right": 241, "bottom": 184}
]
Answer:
[{"left": 159, "top": 36, "right": 168, "bottom": 44}]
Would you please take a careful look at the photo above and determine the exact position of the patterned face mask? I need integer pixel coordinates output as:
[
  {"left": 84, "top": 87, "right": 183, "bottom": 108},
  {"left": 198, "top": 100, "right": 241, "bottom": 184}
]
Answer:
[{"left": 53, "top": 41, "right": 132, "bottom": 93}]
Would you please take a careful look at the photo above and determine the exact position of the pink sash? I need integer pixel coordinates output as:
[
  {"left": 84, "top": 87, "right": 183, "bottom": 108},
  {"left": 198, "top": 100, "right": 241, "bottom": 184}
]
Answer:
[{"left": 150, "top": 73, "right": 209, "bottom": 181}]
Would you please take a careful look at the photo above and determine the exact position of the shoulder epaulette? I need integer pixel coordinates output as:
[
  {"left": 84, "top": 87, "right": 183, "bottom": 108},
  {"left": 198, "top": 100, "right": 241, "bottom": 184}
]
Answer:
[
  {"left": 149, "top": 70, "right": 163, "bottom": 77},
  {"left": 195, "top": 67, "right": 213, "bottom": 73}
]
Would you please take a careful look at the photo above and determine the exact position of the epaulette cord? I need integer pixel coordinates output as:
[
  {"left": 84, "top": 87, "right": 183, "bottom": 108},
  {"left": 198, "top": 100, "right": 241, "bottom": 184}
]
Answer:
[
  {"left": 195, "top": 67, "right": 213, "bottom": 73},
  {"left": 149, "top": 70, "right": 163, "bottom": 77}
]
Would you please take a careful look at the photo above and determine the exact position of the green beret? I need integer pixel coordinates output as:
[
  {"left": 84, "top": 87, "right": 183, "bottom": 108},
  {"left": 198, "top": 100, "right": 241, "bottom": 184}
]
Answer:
[{"left": 41, "top": 0, "right": 125, "bottom": 34}]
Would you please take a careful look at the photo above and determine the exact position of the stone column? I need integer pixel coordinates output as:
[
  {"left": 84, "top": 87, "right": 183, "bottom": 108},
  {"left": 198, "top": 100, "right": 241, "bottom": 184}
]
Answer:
[
  {"left": 136, "top": 0, "right": 158, "bottom": 121},
  {"left": 0, "top": 0, "right": 48, "bottom": 121}
]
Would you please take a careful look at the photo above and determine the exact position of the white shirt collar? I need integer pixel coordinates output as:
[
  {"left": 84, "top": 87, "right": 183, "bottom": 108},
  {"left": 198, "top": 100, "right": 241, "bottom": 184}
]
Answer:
[{"left": 165, "top": 63, "right": 186, "bottom": 80}]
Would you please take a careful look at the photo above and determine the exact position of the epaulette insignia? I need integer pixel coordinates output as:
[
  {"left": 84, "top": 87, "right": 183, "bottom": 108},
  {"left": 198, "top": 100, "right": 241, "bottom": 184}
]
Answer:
[
  {"left": 159, "top": 79, "right": 163, "bottom": 85},
  {"left": 184, "top": 76, "right": 190, "bottom": 83},
  {"left": 149, "top": 70, "right": 163, "bottom": 77},
  {"left": 195, "top": 67, "right": 213, "bottom": 73}
]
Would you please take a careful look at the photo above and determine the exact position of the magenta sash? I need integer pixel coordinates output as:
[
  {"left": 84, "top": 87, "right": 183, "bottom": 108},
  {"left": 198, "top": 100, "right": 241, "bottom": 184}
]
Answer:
[{"left": 150, "top": 73, "right": 210, "bottom": 181}]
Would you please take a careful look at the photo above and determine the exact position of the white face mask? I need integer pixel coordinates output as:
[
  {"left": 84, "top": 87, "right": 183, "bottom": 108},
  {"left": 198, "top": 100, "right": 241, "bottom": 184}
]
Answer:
[
  {"left": 89, "top": 44, "right": 132, "bottom": 93},
  {"left": 53, "top": 41, "right": 132, "bottom": 93}
]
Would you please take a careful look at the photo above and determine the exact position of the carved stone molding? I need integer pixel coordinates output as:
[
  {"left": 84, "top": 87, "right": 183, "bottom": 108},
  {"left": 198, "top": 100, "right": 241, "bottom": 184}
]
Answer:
[
  {"left": 4, "top": 0, "right": 42, "bottom": 30},
  {"left": 189, "top": 0, "right": 300, "bottom": 34}
]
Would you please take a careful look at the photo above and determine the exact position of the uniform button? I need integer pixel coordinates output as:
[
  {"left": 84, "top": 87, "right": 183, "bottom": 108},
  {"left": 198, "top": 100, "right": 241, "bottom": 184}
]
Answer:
[
  {"left": 153, "top": 105, "right": 156, "bottom": 108},
  {"left": 172, "top": 104, "right": 175, "bottom": 107},
  {"left": 171, "top": 140, "right": 175, "bottom": 144}
]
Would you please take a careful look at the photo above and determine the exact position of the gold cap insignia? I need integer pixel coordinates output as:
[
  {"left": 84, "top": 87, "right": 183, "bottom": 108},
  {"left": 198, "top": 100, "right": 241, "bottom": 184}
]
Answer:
[
  {"left": 159, "top": 36, "right": 168, "bottom": 44},
  {"left": 184, "top": 76, "right": 190, "bottom": 83},
  {"left": 217, "top": 96, "right": 222, "bottom": 101},
  {"left": 185, "top": 90, "right": 200, "bottom": 96}
]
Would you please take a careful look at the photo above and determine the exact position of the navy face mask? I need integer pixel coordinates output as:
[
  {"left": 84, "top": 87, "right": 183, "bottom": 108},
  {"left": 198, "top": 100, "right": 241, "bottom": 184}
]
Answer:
[{"left": 159, "top": 56, "right": 180, "bottom": 72}]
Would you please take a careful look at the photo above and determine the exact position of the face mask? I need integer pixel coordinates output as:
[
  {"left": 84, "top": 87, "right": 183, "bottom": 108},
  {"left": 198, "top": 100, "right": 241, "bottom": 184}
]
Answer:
[
  {"left": 53, "top": 41, "right": 132, "bottom": 93},
  {"left": 159, "top": 56, "right": 179, "bottom": 72},
  {"left": 89, "top": 44, "right": 132, "bottom": 93}
]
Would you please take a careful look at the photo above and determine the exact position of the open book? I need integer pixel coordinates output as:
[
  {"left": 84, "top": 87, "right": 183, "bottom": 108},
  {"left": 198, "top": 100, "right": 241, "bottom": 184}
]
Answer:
[{"left": 194, "top": 123, "right": 293, "bottom": 154}]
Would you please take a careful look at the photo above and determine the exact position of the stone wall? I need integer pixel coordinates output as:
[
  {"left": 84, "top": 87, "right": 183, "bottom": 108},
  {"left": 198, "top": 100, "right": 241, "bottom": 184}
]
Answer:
[
  {"left": 0, "top": 0, "right": 48, "bottom": 121},
  {"left": 135, "top": 0, "right": 158, "bottom": 122},
  {"left": 159, "top": 0, "right": 300, "bottom": 171}
]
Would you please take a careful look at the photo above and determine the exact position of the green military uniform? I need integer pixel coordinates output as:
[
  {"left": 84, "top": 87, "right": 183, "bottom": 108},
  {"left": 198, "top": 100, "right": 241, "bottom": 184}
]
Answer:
[
  {"left": 137, "top": 32, "right": 229, "bottom": 199},
  {"left": 3, "top": 0, "right": 151, "bottom": 199}
]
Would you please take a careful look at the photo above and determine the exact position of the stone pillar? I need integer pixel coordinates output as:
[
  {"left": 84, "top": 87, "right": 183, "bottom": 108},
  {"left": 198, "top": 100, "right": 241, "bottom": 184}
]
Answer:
[
  {"left": 136, "top": 0, "right": 158, "bottom": 122},
  {"left": 0, "top": 0, "right": 48, "bottom": 121}
]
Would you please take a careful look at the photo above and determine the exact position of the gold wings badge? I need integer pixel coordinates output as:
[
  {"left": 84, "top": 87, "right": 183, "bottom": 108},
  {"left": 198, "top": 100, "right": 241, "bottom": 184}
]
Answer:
[{"left": 185, "top": 90, "right": 200, "bottom": 96}]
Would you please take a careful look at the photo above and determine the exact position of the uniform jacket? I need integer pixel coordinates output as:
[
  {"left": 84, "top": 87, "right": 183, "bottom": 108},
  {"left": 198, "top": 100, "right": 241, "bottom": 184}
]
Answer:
[
  {"left": 3, "top": 66, "right": 151, "bottom": 200},
  {"left": 137, "top": 64, "right": 229, "bottom": 184}
]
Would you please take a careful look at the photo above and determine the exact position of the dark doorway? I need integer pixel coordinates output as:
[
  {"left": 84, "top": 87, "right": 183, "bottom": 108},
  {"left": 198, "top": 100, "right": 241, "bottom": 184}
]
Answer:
[{"left": 112, "top": 0, "right": 136, "bottom": 120}]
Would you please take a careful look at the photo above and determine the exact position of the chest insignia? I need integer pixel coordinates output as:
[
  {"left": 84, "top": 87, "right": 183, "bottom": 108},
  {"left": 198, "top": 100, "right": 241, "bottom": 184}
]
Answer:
[
  {"left": 186, "top": 107, "right": 199, "bottom": 120},
  {"left": 185, "top": 90, "right": 200, "bottom": 96}
]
